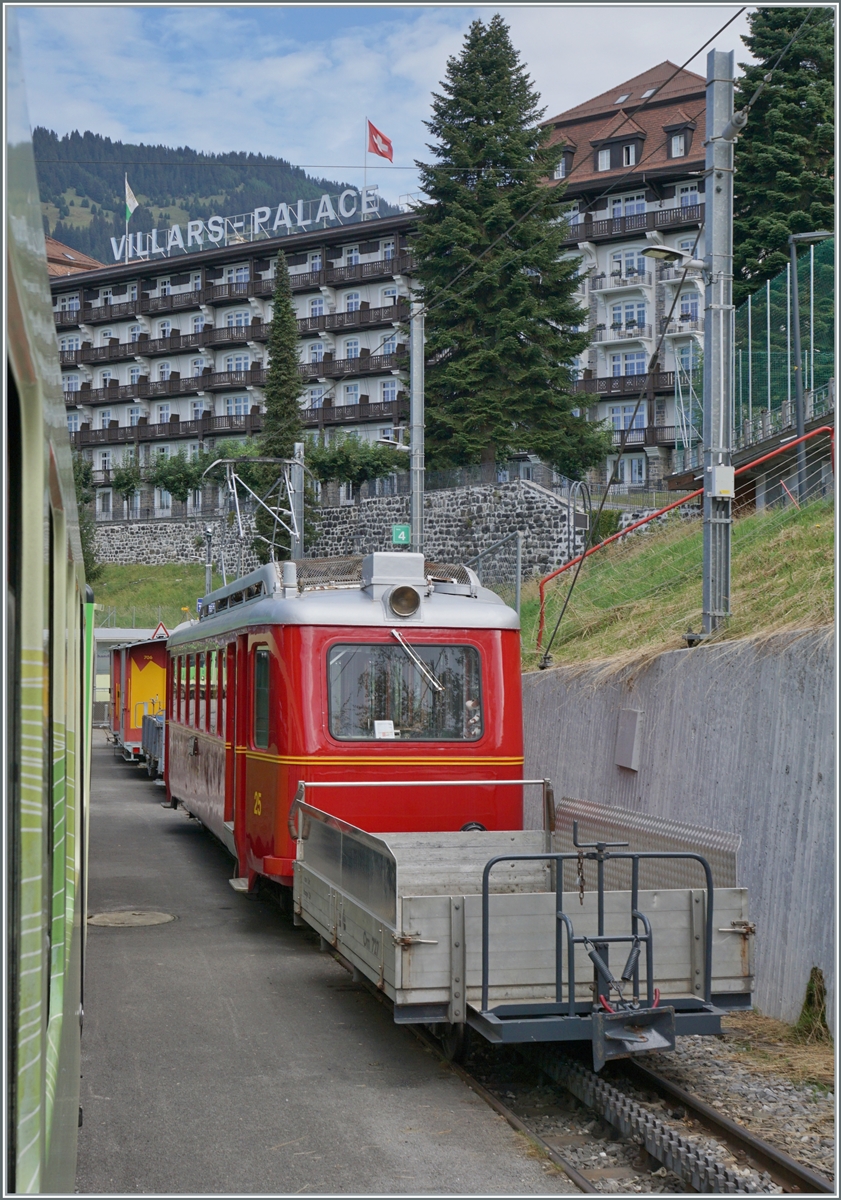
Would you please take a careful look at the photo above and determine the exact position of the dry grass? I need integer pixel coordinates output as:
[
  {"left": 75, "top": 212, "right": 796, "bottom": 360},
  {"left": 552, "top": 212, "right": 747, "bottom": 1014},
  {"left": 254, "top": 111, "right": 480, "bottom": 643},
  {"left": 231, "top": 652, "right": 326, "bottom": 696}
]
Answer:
[
  {"left": 720, "top": 1010, "right": 835, "bottom": 1090},
  {"left": 522, "top": 499, "right": 834, "bottom": 672}
]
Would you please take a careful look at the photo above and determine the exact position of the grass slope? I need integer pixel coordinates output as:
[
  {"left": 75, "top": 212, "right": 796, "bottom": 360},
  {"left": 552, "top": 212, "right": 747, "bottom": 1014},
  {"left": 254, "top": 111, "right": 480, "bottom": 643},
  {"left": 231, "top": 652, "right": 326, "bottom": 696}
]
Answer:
[
  {"left": 92, "top": 563, "right": 223, "bottom": 631},
  {"left": 522, "top": 499, "right": 834, "bottom": 671}
]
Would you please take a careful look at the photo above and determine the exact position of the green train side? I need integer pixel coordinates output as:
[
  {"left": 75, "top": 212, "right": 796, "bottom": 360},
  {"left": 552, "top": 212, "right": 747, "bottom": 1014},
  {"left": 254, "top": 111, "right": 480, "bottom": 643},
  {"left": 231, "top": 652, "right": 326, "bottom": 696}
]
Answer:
[{"left": 6, "top": 16, "right": 94, "bottom": 1193}]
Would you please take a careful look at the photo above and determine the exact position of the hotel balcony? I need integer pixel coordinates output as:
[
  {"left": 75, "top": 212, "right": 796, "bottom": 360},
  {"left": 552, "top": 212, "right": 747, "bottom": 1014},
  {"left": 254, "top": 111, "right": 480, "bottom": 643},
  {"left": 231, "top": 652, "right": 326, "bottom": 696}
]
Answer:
[
  {"left": 590, "top": 271, "right": 652, "bottom": 291},
  {"left": 661, "top": 317, "right": 703, "bottom": 336},
  {"left": 298, "top": 350, "right": 408, "bottom": 380},
  {"left": 591, "top": 323, "right": 652, "bottom": 343},
  {"left": 573, "top": 371, "right": 675, "bottom": 397},
  {"left": 611, "top": 425, "right": 680, "bottom": 447},
  {"left": 562, "top": 204, "right": 704, "bottom": 247}
]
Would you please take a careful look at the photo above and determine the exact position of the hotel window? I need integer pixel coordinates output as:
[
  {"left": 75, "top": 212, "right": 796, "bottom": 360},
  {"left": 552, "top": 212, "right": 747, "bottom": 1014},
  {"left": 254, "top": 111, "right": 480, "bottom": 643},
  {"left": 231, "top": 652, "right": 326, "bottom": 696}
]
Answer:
[
  {"left": 382, "top": 286, "right": 397, "bottom": 306},
  {"left": 611, "top": 250, "right": 646, "bottom": 277},
  {"left": 158, "top": 320, "right": 172, "bottom": 338},
  {"left": 67, "top": 412, "right": 80, "bottom": 433},
  {"left": 64, "top": 374, "right": 80, "bottom": 393},
  {"left": 187, "top": 442, "right": 201, "bottom": 462},
  {"left": 310, "top": 297, "right": 324, "bottom": 318},
  {"left": 380, "top": 427, "right": 394, "bottom": 442},
  {"left": 612, "top": 193, "right": 646, "bottom": 218},
  {"left": 156, "top": 445, "right": 171, "bottom": 459},
  {"left": 99, "top": 410, "right": 112, "bottom": 430},
  {"left": 60, "top": 294, "right": 80, "bottom": 312},
  {"left": 567, "top": 201, "right": 581, "bottom": 226},
  {"left": 191, "top": 358, "right": 209, "bottom": 377},
  {"left": 122, "top": 446, "right": 136, "bottom": 465},
  {"left": 227, "top": 310, "right": 250, "bottom": 327},
  {"left": 344, "top": 383, "right": 360, "bottom": 406},
  {"left": 346, "top": 293, "right": 361, "bottom": 313},
  {"left": 679, "top": 292, "right": 699, "bottom": 322},
  {"left": 678, "top": 343, "right": 701, "bottom": 373},
  {"left": 610, "top": 404, "right": 645, "bottom": 430},
  {"left": 382, "top": 240, "right": 395, "bottom": 260},
  {"left": 630, "top": 456, "right": 646, "bottom": 484},
  {"left": 128, "top": 407, "right": 142, "bottom": 426},
  {"left": 192, "top": 401, "right": 209, "bottom": 420},
  {"left": 226, "top": 395, "right": 249, "bottom": 416},
  {"left": 309, "top": 387, "right": 325, "bottom": 409},
  {"left": 192, "top": 315, "right": 205, "bottom": 333},
  {"left": 60, "top": 335, "right": 81, "bottom": 351},
  {"left": 129, "top": 324, "right": 142, "bottom": 342},
  {"left": 98, "top": 489, "right": 112, "bottom": 517},
  {"left": 157, "top": 487, "right": 172, "bottom": 511},
  {"left": 382, "top": 379, "right": 397, "bottom": 403},
  {"left": 193, "top": 273, "right": 202, "bottom": 291},
  {"left": 382, "top": 334, "right": 396, "bottom": 356},
  {"left": 346, "top": 246, "right": 360, "bottom": 265},
  {"left": 129, "top": 284, "right": 137, "bottom": 301},
  {"left": 671, "top": 133, "right": 686, "bottom": 158},
  {"left": 226, "top": 266, "right": 249, "bottom": 283},
  {"left": 309, "top": 343, "right": 324, "bottom": 364},
  {"left": 597, "top": 149, "right": 611, "bottom": 172},
  {"left": 100, "top": 370, "right": 113, "bottom": 386},
  {"left": 679, "top": 183, "right": 699, "bottom": 208},
  {"left": 158, "top": 362, "right": 171, "bottom": 381},
  {"left": 225, "top": 353, "right": 249, "bottom": 372},
  {"left": 344, "top": 339, "right": 360, "bottom": 359},
  {"left": 128, "top": 490, "right": 140, "bottom": 517},
  {"left": 100, "top": 329, "right": 114, "bottom": 344},
  {"left": 129, "top": 367, "right": 141, "bottom": 385},
  {"left": 310, "top": 252, "right": 322, "bottom": 271},
  {"left": 623, "top": 144, "right": 636, "bottom": 167},
  {"left": 611, "top": 302, "right": 646, "bottom": 329},
  {"left": 159, "top": 279, "right": 171, "bottom": 296},
  {"left": 610, "top": 354, "right": 646, "bottom": 378},
  {"left": 157, "top": 403, "right": 171, "bottom": 423},
  {"left": 101, "top": 288, "right": 113, "bottom": 304},
  {"left": 553, "top": 159, "right": 567, "bottom": 180}
]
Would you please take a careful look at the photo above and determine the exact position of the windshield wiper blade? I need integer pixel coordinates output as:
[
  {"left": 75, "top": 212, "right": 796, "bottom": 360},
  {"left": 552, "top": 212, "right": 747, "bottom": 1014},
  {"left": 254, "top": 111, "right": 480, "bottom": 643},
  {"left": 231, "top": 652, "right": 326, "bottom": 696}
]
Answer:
[{"left": 390, "top": 629, "right": 445, "bottom": 693}]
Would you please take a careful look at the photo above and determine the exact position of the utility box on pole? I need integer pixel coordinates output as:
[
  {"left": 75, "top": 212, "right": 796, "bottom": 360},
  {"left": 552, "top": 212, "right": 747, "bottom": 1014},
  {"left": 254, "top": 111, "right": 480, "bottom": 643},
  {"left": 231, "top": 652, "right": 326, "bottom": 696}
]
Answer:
[
  {"left": 410, "top": 300, "right": 425, "bottom": 556},
  {"left": 702, "top": 49, "right": 736, "bottom": 635}
]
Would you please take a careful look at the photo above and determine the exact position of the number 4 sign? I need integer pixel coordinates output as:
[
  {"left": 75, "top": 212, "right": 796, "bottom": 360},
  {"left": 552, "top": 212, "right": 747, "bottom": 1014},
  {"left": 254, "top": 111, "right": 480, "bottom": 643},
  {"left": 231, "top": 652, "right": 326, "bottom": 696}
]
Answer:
[{"left": 391, "top": 524, "right": 411, "bottom": 545}]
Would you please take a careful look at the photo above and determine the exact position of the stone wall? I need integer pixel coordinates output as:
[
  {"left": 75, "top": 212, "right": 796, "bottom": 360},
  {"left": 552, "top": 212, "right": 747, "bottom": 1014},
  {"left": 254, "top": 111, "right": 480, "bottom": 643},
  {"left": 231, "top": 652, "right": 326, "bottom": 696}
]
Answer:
[{"left": 95, "top": 480, "right": 590, "bottom": 578}]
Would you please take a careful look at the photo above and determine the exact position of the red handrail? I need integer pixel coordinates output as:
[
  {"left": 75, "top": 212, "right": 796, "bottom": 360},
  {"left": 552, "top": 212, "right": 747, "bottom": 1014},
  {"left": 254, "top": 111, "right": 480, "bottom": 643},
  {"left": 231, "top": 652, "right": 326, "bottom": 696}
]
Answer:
[{"left": 536, "top": 424, "right": 835, "bottom": 649}]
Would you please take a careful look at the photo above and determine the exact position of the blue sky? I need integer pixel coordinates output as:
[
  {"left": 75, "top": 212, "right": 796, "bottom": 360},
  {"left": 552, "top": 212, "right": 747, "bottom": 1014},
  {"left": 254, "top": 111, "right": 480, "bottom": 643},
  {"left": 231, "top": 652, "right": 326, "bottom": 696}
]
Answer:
[{"left": 15, "top": 5, "right": 754, "bottom": 205}]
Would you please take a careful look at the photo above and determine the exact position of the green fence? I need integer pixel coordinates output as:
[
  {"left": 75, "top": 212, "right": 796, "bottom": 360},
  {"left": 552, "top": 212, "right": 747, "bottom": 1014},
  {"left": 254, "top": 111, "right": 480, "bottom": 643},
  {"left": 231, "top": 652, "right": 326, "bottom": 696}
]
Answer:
[{"left": 734, "top": 238, "right": 834, "bottom": 430}]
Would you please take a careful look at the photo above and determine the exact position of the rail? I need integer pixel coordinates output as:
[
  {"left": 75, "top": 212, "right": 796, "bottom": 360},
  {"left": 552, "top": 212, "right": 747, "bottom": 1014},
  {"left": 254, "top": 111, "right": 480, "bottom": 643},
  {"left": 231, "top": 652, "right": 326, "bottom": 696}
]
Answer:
[{"left": 536, "top": 424, "right": 836, "bottom": 647}]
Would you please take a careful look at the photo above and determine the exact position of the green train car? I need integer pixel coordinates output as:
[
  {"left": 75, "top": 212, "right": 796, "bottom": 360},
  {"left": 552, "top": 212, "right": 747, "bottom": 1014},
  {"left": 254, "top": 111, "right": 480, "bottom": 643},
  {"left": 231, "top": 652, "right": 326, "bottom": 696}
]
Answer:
[{"left": 6, "top": 16, "right": 94, "bottom": 1193}]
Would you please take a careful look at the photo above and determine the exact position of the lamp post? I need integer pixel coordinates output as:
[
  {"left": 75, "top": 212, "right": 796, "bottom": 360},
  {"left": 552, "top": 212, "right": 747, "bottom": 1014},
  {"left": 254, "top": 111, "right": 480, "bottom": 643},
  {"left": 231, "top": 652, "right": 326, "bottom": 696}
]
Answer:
[
  {"left": 203, "top": 525, "right": 213, "bottom": 596},
  {"left": 788, "top": 231, "right": 832, "bottom": 501},
  {"left": 409, "top": 300, "right": 425, "bottom": 555}
]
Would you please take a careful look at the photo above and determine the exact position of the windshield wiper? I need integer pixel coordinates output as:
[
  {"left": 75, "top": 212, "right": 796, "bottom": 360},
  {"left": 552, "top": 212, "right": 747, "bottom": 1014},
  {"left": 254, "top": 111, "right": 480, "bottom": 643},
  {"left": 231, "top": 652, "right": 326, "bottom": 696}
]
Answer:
[{"left": 390, "top": 629, "right": 445, "bottom": 693}]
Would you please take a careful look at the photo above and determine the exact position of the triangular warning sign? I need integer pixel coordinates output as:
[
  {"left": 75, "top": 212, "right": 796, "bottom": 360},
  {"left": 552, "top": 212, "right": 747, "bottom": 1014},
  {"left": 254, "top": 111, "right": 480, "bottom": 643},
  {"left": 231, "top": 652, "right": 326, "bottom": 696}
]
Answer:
[{"left": 152, "top": 622, "right": 169, "bottom": 640}]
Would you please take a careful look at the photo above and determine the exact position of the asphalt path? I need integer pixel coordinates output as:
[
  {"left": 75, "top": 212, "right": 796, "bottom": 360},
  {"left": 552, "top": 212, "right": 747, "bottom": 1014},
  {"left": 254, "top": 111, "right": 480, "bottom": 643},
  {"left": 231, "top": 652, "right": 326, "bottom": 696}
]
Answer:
[{"left": 76, "top": 732, "right": 571, "bottom": 1195}]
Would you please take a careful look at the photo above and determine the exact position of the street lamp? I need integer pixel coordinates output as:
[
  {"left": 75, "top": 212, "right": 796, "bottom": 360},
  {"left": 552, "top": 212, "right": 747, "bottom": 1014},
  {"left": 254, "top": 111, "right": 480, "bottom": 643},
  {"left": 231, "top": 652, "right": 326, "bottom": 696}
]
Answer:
[
  {"left": 788, "top": 231, "right": 832, "bottom": 501},
  {"left": 640, "top": 244, "right": 707, "bottom": 272}
]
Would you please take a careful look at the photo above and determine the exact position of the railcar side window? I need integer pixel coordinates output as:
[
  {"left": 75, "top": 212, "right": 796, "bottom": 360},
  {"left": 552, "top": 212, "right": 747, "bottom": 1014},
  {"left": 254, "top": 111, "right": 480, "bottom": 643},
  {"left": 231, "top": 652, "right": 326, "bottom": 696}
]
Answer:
[
  {"left": 171, "top": 657, "right": 179, "bottom": 722},
  {"left": 187, "top": 655, "right": 196, "bottom": 727},
  {"left": 208, "top": 652, "right": 218, "bottom": 734},
  {"left": 327, "top": 644, "right": 482, "bottom": 741},
  {"left": 196, "top": 653, "right": 205, "bottom": 730},
  {"left": 253, "top": 648, "right": 270, "bottom": 749},
  {"left": 220, "top": 648, "right": 228, "bottom": 738}
]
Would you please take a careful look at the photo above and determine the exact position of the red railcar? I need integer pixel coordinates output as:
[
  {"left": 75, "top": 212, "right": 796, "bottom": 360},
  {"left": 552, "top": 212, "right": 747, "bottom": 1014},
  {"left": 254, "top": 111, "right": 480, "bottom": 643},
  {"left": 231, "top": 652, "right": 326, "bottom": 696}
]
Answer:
[{"left": 165, "top": 553, "right": 523, "bottom": 887}]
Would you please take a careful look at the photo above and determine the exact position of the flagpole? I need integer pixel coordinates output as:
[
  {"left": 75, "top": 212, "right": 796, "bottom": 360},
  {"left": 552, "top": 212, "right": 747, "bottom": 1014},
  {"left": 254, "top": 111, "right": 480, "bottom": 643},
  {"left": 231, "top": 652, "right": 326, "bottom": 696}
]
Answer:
[
  {"left": 125, "top": 172, "right": 129, "bottom": 265},
  {"left": 363, "top": 116, "right": 367, "bottom": 221}
]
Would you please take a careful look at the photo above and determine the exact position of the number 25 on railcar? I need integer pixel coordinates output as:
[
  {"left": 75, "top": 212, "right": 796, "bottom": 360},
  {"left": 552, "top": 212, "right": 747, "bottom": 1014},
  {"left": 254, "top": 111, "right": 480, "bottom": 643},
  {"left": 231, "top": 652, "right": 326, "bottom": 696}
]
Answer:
[{"left": 164, "top": 553, "right": 524, "bottom": 888}]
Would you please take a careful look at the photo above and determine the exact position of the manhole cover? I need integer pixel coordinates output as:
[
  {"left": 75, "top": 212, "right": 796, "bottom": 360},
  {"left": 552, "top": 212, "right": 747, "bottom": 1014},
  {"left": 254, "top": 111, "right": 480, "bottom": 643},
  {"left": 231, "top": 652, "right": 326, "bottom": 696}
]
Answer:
[{"left": 87, "top": 911, "right": 174, "bottom": 927}]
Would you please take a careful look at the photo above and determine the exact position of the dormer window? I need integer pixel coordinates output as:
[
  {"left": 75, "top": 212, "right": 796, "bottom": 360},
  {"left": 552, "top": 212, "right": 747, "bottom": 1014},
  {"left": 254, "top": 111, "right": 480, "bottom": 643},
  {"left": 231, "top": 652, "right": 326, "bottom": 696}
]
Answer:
[
  {"left": 554, "top": 160, "right": 566, "bottom": 180},
  {"left": 597, "top": 149, "right": 611, "bottom": 172},
  {"left": 671, "top": 133, "right": 686, "bottom": 158},
  {"left": 623, "top": 145, "right": 636, "bottom": 167}
]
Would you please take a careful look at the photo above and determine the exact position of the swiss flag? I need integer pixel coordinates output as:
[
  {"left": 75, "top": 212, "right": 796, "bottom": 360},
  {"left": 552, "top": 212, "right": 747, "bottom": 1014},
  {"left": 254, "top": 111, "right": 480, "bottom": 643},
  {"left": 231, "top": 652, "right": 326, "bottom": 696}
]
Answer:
[{"left": 367, "top": 120, "right": 393, "bottom": 162}]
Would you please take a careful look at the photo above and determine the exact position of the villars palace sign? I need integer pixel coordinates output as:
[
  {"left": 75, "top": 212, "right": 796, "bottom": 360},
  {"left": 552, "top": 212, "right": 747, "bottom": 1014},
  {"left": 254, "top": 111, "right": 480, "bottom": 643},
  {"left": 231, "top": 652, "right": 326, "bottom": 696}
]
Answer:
[{"left": 111, "top": 184, "right": 385, "bottom": 263}]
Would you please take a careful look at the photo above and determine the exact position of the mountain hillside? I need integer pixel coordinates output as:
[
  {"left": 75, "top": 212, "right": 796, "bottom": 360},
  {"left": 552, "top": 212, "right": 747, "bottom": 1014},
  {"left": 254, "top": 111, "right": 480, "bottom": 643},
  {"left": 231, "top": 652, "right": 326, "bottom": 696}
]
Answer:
[{"left": 34, "top": 127, "right": 398, "bottom": 264}]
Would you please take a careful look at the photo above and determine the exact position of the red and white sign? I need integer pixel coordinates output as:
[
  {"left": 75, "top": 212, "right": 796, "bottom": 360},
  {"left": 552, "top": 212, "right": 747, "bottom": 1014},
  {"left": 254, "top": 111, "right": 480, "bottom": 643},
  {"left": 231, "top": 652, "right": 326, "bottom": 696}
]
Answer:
[
  {"left": 367, "top": 120, "right": 393, "bottom": 162},
  {"left": 152, "top": 622, "right": 170, "bottom": 640}
]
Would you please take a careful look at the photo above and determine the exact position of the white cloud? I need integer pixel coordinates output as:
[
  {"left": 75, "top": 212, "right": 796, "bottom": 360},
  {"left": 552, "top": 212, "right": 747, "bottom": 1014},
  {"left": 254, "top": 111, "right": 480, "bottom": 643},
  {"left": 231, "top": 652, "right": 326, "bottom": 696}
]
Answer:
[{"left": 15, "top": 4, "right": 755, "bottom": 205}]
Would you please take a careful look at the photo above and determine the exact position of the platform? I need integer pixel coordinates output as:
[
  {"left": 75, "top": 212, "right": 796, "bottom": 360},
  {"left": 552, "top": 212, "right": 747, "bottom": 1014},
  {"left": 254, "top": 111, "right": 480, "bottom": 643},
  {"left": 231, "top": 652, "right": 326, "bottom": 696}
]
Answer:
[{"left": 77, "top": 733, "right": 570, "bottom": 1194}]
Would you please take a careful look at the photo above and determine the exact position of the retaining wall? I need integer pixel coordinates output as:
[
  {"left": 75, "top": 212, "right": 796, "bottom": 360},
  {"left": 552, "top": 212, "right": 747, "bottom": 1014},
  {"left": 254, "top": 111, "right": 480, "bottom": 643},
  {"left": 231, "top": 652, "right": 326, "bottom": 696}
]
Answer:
[
  {"left": 94, "top": 480, "right": 587, "bottom": 576},
  {"left": 521, "top": 628, "right": 835, "bottom": 1028}
]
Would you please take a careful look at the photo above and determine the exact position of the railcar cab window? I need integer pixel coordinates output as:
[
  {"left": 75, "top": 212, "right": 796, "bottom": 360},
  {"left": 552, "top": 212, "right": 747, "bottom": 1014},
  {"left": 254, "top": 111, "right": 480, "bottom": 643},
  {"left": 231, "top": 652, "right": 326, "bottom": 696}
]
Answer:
[
  {"left": 253, "top": 648, "right": 271, "bottom": 749},
  {"left": 327, "top": 644, "right": 482, "bottom": 741}
]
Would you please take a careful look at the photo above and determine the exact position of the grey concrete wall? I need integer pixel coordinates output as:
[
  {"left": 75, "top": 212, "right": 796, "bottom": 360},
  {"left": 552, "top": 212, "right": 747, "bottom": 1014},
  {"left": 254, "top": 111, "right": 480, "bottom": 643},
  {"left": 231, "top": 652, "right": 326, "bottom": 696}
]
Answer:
[{"left": 521, "top": 629, "right": 835, "bottom": 1028}]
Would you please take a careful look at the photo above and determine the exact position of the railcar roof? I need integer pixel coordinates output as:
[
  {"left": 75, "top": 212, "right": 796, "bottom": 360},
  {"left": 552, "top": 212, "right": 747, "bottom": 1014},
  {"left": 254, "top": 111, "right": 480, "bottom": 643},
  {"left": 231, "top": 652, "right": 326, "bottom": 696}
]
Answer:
[{"left": 167, "top": 553, "right": 519, "bottom": 648}]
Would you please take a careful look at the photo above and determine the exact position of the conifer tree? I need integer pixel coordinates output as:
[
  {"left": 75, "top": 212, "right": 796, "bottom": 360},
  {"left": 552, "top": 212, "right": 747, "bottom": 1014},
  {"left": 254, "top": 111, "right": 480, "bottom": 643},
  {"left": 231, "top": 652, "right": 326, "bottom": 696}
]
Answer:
[
  {"left": 732, "top": 7, "right": 834, "bottom": 306},
  {"left": 252, "top": 252, "right": 304, "bottom": 561},
  {"left": 412, "top": 15, "right": 611, "bottom": 476}
]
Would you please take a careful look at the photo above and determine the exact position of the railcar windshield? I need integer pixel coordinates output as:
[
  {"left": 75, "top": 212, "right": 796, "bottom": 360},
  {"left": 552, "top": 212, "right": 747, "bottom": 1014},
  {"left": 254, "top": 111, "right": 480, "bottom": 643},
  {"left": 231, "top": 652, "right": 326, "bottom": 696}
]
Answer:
[{"left": 327, "top": 643, "right": 482, "bottom": 741}]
